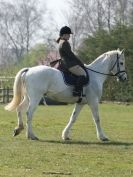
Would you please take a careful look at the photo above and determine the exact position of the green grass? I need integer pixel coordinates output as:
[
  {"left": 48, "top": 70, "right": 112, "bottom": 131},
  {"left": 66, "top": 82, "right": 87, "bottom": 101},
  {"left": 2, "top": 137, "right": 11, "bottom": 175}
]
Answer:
[{"left": 0, "top": 103, "right": 133, "bottom": 177}]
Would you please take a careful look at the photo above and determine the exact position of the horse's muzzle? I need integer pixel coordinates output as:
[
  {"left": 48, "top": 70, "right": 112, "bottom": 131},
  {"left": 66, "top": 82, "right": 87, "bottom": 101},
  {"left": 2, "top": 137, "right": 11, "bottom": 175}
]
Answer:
[{"left": 117, "top": 71, "right": 127, "bottom": 82}]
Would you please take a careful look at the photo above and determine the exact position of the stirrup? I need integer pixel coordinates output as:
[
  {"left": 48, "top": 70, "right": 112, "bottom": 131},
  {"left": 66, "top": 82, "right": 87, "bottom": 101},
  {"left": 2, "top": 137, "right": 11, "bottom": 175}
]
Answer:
[
  {"left": 73, "top": 88, "right": 86, "bottom": 97},
  {"left": 73, "top": 90, "right": 81, "bottom": 97}
]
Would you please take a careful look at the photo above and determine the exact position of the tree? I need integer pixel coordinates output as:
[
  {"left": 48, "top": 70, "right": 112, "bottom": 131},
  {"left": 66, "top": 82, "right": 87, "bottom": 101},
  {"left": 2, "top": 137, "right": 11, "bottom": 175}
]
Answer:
[
  {"left": 64, "top": 0, "right": 86, "bottom": 51},
  {"left": 78, "top": 25, "right": 133, "bottom": 101},
  {"left": 65, "top": 0, "right": 133, "bottom": 48},
  {"left": 0, "top": 43, "right": 48, "bottom": 76},
  {"left": 0, "top": 0, "right": 46, "bottom": 63}
]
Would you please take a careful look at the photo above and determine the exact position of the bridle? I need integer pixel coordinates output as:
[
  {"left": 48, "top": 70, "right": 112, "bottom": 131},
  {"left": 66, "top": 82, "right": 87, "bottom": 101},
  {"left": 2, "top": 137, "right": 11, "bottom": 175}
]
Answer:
[{"left": 87, "top": 53, "right": 126, "bottom": 77}]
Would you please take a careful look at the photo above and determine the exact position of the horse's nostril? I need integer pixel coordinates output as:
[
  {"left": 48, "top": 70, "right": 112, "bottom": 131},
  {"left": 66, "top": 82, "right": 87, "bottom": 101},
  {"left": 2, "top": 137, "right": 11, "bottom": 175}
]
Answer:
[{"left": 123, "top": 77, "right": 127, "bottom": 81}]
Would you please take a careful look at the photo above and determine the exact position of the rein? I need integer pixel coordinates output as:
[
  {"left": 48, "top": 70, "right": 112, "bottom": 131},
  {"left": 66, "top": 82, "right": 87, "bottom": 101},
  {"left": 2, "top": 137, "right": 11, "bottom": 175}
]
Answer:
[
  {"left": 87, "top": 53, "right": 126, "bottom": 77},
  {"left": 87, "top": 68, "right": 126, "bottom": 77},
  {"left": 87, "top": 68, "right": 116, "bottom": 76}
]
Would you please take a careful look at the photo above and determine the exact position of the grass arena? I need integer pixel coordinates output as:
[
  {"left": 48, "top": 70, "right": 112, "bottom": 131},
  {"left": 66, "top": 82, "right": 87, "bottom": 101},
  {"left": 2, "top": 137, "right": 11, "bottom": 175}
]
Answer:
[{"left": 0, "top": 103, "right": 133, "bottom": 177}]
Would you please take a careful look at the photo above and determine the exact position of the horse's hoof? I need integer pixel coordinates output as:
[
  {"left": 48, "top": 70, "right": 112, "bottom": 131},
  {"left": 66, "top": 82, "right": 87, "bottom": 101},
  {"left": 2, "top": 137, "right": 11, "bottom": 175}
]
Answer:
[
  {"left": 32, "top": 137, "right": 39, "bottom": 141},
  {"left": 64, "top": 137, "right": 71, "bottom": 141},
  {"left": 27, "top": 136, "right": 39, "bottom": 140},
  {"left": 101, "top": 137, "right": 109, "bottom": 142},
  {"left": 13, "top": 129, "right": 20, "bottom": 136}
]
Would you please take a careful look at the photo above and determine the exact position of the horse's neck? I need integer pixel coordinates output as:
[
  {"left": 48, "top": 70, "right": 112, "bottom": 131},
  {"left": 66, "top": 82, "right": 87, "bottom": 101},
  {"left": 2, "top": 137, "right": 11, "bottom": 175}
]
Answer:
[
  {"left": 91, "top": 54, "right": 111, "bottom": 72},
  {"left": 88, "top": 54, "right": 111, "bottom": 84}
]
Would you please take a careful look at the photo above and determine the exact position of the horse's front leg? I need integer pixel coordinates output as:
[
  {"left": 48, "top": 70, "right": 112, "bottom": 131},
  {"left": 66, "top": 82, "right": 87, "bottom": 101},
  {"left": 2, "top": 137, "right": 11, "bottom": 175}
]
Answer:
[
  {"left": 89, "top": 101, "right": 109, "bottom": 141},
  {"left": 62, "top": 103, "right": 84, "bottom": 140}
]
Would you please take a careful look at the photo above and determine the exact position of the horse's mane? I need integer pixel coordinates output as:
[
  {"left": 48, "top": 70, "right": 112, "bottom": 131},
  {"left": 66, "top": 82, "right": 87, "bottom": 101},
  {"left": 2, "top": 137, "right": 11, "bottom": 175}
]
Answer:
[
  {"left": 97, "top": 50, "right": 118, "bottom": 60},
  {"left": 89, "top": 49, "right": 119, "bottom": 65},
  {"left": 105, "top": 49, "right": 120, "bottom": 56}
]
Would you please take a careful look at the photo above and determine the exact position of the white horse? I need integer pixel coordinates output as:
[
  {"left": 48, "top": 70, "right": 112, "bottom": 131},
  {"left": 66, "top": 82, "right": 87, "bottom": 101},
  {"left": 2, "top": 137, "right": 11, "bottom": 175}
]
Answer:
[{"left": 5, "top": 49, "right": 127, "bottom": 141}]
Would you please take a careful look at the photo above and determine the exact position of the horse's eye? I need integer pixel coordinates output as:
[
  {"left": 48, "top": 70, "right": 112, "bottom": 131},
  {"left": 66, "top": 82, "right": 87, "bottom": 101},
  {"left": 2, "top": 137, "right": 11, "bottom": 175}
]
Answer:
[{"left": 120, "top": 62, "right": 123, "bottom": 65}]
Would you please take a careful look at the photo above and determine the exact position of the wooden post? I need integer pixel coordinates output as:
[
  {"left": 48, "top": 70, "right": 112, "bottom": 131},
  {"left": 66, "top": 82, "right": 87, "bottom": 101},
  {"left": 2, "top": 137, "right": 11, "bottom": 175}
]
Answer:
[
  {"left": 3, "top": 87, "right": 5, "bottom": 103},
  {"left": 7, "top": 87, "right": 9, "bottom": 103}
]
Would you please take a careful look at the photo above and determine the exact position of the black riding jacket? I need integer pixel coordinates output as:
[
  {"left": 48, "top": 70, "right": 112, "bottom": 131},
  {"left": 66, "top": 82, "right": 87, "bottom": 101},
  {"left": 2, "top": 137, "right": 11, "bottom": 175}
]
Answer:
[{"left": 59, "top": 40, "right": 84, "bottom": 69}]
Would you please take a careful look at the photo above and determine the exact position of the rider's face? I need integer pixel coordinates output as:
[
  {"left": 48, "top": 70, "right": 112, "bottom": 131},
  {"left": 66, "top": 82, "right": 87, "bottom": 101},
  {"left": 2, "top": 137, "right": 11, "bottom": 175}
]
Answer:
[{"left": 62, "top": 34, "right": 70, "bottom": 40}]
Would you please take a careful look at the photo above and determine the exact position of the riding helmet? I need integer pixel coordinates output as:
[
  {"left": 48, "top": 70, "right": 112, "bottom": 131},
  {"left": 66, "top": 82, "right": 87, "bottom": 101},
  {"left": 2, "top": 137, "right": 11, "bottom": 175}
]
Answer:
[{"left": 60, "top": 26, "right": 73, "bottom": 36}]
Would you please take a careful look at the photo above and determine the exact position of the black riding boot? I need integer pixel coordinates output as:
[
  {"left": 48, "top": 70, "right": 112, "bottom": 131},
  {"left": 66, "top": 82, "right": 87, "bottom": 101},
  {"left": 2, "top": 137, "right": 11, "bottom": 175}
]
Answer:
[{"left": 73, "top": 76, "right": 87, "bottom": 97}]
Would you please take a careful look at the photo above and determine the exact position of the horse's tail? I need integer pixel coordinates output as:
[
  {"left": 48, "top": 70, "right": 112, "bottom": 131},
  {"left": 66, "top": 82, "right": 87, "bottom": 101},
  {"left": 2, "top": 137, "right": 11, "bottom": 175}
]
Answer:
[{"left": 5, "top": 68, "right": 29, "bottom": 111}]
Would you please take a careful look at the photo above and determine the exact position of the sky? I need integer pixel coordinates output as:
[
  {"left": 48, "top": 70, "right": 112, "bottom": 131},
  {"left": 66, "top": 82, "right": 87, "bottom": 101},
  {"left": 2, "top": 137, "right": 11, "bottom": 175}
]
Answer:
[
  {"left": 4, "top": 0, "right": 69, "bottom": 27},
  {"left": 3, "top": 0, "right": 70, "bottom": 44},
  {"left": 41, "top": 0, "right": 69, "bottom": 27}
]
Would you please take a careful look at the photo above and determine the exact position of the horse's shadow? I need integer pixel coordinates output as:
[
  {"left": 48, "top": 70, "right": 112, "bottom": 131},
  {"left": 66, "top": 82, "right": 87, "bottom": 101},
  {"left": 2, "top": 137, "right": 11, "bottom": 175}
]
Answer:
[{"left": 38, "top": 139, "right": 133, "bottom": 147}]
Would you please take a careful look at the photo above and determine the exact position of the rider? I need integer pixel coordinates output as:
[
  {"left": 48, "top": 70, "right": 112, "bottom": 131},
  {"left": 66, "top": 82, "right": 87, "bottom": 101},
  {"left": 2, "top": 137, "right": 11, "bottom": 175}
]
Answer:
[{"left": 56, "top": 26, "right": 88, "bottom": 97}]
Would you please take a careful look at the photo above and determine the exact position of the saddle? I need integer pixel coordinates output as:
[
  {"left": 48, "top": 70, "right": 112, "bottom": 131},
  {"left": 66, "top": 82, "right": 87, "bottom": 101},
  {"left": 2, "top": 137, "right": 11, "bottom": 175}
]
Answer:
[{"left": 50, "top": 59, "right": 89, "bottom": 99}]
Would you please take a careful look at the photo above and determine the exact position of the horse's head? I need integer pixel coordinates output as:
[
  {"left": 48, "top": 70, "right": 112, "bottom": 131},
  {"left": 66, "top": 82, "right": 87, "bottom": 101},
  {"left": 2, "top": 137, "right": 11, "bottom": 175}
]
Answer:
[{"left": 110, "top": 49, "right": 127, "bottom": 82}]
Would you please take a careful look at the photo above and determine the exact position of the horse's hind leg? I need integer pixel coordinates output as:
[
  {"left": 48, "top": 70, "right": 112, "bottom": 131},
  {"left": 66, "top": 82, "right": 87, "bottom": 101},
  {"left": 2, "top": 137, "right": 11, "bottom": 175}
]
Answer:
[
  {"left": 13, "top": 111, "right": 24, "bottom": 136},
  {"left": 13, "top": 95, "right": 29, "bottom": 136},
  {"left": 26, "top": 93, "right": 43, "bottom": 140},
  {"left": 62, "top": 103, "right": 84, "bottom": 140}
]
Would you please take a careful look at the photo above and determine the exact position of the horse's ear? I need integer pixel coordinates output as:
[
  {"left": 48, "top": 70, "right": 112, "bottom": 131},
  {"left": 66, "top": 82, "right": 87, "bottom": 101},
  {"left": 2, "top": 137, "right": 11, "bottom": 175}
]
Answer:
[
  {"left": 117, "top": 48, "right": 120, "bottom": 51},
  {"left": 121, "top": 49, "right": 125, "bottom": 54}
]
